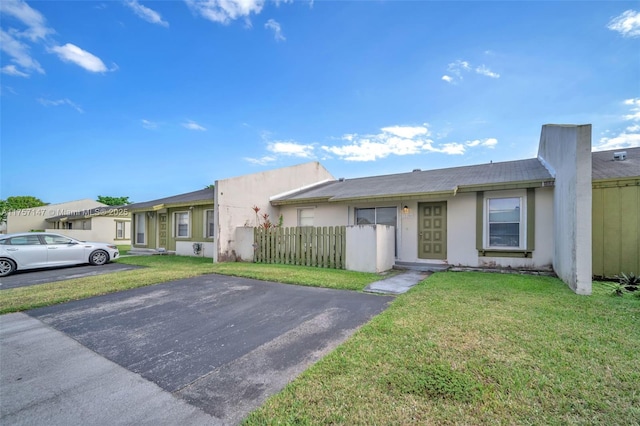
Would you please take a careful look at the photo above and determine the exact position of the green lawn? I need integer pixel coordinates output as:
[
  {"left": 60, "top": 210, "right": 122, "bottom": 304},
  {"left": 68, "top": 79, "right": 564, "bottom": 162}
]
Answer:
[
  {"left": 244, "top": 272, "right": 640, "bottom": 425},
  {"left": 2, "top": 256, "right": 637, "bottom": 424},
  {"left": 0, "top": 256, "right": 382, "bottom": 314}
]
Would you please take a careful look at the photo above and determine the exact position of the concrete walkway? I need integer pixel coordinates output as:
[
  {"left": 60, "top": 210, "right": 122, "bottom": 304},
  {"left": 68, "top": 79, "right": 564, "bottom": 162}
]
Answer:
[
  {"left": 364, "top": 270, "right": 430, "bottom": 295},
  {"left": 0, "top": 313, "right": 217, "bottom": 426}
]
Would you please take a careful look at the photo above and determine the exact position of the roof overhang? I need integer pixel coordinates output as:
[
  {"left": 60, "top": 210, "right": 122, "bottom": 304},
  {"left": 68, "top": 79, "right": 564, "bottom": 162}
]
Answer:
[
  {"left": 270, "top": 179, "right": 554, "bottom": 206},
  {"left": 454, "top": 179, "right": 555, "bottom": 193},
  {"left": 129, "top": 199, "right": 213, "bottom": 212}
]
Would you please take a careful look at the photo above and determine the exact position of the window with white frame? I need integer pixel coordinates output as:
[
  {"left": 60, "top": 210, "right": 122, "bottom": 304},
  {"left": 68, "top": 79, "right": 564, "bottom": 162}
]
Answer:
[
  {"left": 135, "top": 214, "right": 146, "bottom": 244},
  {"left": 174, "top": 211, "right": 190, "bottom": 238},
  {"left": 355, "top": 207, "right": 397, "bottom": 227},
  {"left": 486, "top": 197, "right": 524, "bottom": 249},
  {"left": 298, "top": 208, "right": 314, "bottom": 226},
  {"left": 205, "top": 210, "right": 215, "bottom": 238},
  {"left": 116, "top": 221, "right": 125, "bottom": 239}
]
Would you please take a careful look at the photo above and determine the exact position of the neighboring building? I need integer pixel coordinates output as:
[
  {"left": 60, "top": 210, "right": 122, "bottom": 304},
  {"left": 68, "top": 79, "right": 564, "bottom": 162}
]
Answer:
[
  {"left": 5, "top": 199, "right": 116, "bottom": 239},
  {"left": 592, "top": 147, "right": 640, "bottom": 278},
  {"left": 45, "top": 206, "right": 131, "bottom": 245},
  {"left": 214, "top": 162, "right": 334, "bottom": 262},
  {"left": 128, "top": 188, "right": 215, "bottom": 257}
]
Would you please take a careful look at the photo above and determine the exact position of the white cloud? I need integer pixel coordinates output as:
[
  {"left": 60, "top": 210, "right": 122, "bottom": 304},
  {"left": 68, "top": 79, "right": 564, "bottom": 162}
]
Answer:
[
  {"left": 0, "top": 28, "right": 44, "bottom": 74},
  {"left": 438, "top": 143, "right": 466, "bottom": 155},
  {"left": 141, "top": 119, "right": 158, "bottom": 129},
  {"left": 185, "top": 0, "right": 265, "bottom": 25},
  {"left": 49, "top": 43, "right": 109, "bottom": 73},
  {"left": 265, "top": 19, "right": 285, "bottom": 41},
  {"left": 37, "top": 97, "right": 84, "bottom": 113},
  {"left": 465, "top": 138, "right": 497, "bottom": 148},
  {"left": 321, "top": 125, "right": 439, "bottom": 162},
  {"left": 182, "top": 120, "right": 207, "bottom": 131},
  {"left": 475, "top": 65, "right": 500, "bottom": 78},
  {"left": 124, "top": 0, "right": 169, "bottom": 27},
  {"left": 1, "top": 64, "right": 29, "bottom": 77},
  {"left": 244, "top": 155, "right": 276, "bottom": 165},
  {"left": 1, "top": 1, "right": 112, "bottom": 75},
  {"left": 595, "top": 97, "right": 640, "bottom": 150},
  {"left": 267, "top": 141, "right": 314, "bottom": 157},
  {"left": 0, "top": 0, "right": 54, "bottom": 41},
  {"left": 381, "top": 125, "right": 429, "bottom": 139},
  {"left": 607, "top": 10, "right": 640, "bottom": 38},
  {"left": 320, "top": 125, "right": 500, "bottom": 161},
  {"left": 443, "top": 59, "right": 500, "bottom": 84}
]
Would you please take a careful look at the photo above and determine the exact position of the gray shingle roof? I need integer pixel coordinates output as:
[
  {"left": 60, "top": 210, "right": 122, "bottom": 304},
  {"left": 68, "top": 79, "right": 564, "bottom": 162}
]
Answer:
[
  {"left": 273, "top": 158, "right": 553, "bottom": 204},
  {"left": 592, "top": 147, "right": 640, "bottom": 180},
  {"left": 127, "top": 188, "right": 214, "bottom": 210}
]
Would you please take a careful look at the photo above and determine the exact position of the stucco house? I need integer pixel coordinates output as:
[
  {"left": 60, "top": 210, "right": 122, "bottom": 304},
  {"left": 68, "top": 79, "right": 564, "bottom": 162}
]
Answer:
[
  {"left": 211, "top": 124, "right": 639, "bottom": 295},
  {"left": 5, "top": 198, "right": 130, "bottom": 244},
  {"left": 128, "top": 188, "right": 215, "bottom": 257},
  {"left": 45, "top": 206, "right": 131, "bottom": 245}
]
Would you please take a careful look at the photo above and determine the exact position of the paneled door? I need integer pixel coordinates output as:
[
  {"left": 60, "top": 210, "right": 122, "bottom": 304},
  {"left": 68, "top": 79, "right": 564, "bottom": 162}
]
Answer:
[{"left": 418, "top": 202, "right": 447, "bottom": 260}]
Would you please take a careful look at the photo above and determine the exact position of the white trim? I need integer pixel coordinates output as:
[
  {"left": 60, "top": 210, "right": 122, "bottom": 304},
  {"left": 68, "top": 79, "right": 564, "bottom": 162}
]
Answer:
[
  {"left": 135, "top": 213, "right": 146, "bottom": 245},
  {"left": 483, "top": 194, "right": 526, "bottom": 250},
  {"left": 269, "top": 179, "right": 333, "bottom": 201},
  {"left": 204, "top": 209, "right": 215, "bottom": 238},
  {"left": 297, "top": 207, "right": 315, "bottom": 226},
  {"left": 173, "top": 211, "right": 191, "bottom": 239}
]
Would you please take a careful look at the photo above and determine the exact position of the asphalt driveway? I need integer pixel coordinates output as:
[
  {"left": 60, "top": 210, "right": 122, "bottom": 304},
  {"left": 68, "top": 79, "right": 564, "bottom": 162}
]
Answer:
[
  {"left": 0, "top": 263, "right": 142, "bottom": 290},
  {"left": 1, "top": 274, "right": 394, "bottom": 425}
]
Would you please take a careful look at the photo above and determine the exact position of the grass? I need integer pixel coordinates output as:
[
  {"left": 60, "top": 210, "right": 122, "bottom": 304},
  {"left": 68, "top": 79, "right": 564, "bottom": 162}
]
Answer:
[
  {"left": 116, "top": 244, "right": 131, "bottom": 255},
  {"left": 244, "top": 272, "right": 640, "bottom": 425},
  {"left": 0, "top": 256, "right": 382, "bottom": 314}
]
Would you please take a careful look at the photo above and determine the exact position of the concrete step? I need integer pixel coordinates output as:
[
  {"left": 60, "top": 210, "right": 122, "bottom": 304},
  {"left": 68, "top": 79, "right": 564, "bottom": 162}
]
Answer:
[
  {"left": 393, "top": 262, "right": 449, "bottom": 272},
  {"left": 128, "top": 248, "right": 175, "bottom": 256}
]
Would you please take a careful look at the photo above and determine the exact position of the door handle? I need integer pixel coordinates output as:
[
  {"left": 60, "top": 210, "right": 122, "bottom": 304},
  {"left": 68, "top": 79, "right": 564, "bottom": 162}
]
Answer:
[
  {"left": 47, "top": 247, "right": 58, "bottom": 249},
  {"left": 6, "top": 248, "right": 18, "bottom": 251}
]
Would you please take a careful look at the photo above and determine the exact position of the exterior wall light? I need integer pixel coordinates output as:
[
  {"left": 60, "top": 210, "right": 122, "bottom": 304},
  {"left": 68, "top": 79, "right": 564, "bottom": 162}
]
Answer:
[{"left": 403, "top": 205, "right": 409, "bottom": 214}]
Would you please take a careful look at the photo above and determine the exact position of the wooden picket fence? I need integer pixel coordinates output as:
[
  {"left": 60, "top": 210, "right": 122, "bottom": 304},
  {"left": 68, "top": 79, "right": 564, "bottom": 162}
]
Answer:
[{"left": 253, "top": 226, "right": 346, "bottom": 269}]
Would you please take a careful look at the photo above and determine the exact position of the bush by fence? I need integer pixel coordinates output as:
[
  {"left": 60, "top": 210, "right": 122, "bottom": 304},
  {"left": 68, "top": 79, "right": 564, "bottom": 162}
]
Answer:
[{"left": 253, "top": 226, "right": 346, "bottom": 269}]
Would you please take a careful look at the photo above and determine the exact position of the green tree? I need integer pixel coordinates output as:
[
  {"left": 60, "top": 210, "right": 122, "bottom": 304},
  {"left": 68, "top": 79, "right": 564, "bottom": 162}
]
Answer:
[
  {"left": 0, "top": 196, "right": 48, "bottom": 223},
  {"left": 97, "top": 196, "right": 131, "bottom": 206}
]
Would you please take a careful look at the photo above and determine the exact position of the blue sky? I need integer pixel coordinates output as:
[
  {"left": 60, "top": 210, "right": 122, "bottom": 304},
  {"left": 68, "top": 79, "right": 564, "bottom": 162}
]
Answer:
[{"left": 1, "top": 0, "right": 639, "bottom": 204}]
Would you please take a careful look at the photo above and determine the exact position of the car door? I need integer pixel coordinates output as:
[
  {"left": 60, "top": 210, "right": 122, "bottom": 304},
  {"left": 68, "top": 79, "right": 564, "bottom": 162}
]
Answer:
[
  {"left": 41, "top": 234, "right": 87, "bottom": 266},
  {"left": 3, "top": 235, "right": 48, "bottom": 269}
]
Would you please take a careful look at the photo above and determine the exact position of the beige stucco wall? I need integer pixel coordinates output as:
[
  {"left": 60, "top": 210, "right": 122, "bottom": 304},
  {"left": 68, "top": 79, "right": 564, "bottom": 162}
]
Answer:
[
  {"left": 214, "top": 162, "right": 334, "bottom": 261},
  {"left": 345, "top": 224, "right": 395, "bottom": 273},
  {"left": 538, "top": 124, "right": 592, "bottom": 295},
  {"left": 7, "top": 199, "right": 106, "bottom": 233},
  {"left": 279, "top": 188, "right": 554, "bottom": 270},
  {"left": 45, "top": 216, "right": 131, "bottom": 245},
  {"left": 175, "top": 241, "right": 215, "bottom": 258}
]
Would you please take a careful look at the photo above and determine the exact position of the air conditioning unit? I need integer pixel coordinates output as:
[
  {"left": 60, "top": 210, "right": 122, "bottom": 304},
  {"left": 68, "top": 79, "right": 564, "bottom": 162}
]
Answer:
[{"left": 613, "top": 151, "right": 627, "bottom": 161}]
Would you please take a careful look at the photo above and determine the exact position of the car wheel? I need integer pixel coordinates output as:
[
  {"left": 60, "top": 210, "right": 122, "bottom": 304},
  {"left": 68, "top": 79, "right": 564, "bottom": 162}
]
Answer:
[
  {"left": 89, "top": 250, "right": 109, "bottom": 266},
  {"left": 0, "top": 258, "right": 16, "bottom": 277}
]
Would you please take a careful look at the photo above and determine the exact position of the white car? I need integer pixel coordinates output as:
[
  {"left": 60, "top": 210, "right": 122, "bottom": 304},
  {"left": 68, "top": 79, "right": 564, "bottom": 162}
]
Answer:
[{"left": 0, "top": 232, "right": 119, "bottom": 277}]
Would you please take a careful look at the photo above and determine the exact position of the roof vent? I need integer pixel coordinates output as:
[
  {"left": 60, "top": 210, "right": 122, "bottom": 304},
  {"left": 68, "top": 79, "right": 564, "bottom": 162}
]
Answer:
[
  {"left": 412, "top": 168, "right": 421, "bottom": 172},
  {"left": 613, "top": 151, "right": 627, "bottom": 161},
  {"left": 338, "top": 177, "right": 345, "bottom": 182}
]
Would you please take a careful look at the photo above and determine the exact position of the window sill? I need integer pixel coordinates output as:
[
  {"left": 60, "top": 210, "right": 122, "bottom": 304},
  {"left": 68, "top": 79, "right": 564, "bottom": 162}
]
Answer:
[{"left": 478, "top": 249, "right": 532, "bottom": 258}]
